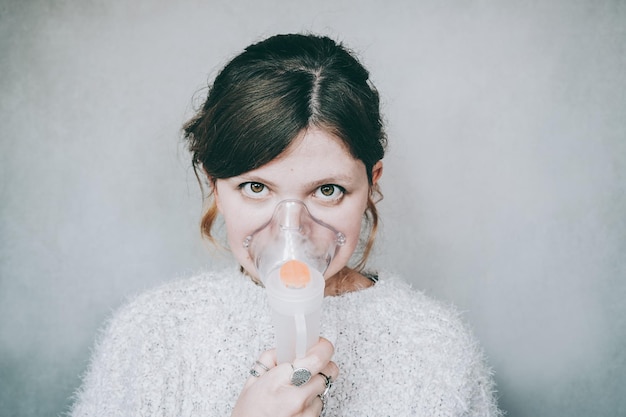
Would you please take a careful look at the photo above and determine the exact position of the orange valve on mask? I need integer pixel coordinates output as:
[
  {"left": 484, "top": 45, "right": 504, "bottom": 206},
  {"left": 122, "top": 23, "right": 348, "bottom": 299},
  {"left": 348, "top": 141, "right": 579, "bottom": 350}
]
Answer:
[{"left": 279, "top": 260, "right": 311, "bottom": 289}]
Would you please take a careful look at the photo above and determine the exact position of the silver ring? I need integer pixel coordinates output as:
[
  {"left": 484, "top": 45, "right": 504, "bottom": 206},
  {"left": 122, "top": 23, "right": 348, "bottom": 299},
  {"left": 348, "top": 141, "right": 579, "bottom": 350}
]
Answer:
[
  {"left": 255, "top": 360, "right": 270, "bottom": 372},
  {"left": 317, "top": 393, "right": 328, "bottom": 417},
  {"left": 317, "top": 372, "right": 332, "bottom": 416},
  {"left": 319, "top": 372, "right": 332, "bottom": 396},
  {"left": 290, "top": 365, "right": 312, "bottom": 386},
  {"left": 249, "top": 360, "right": 270, "bottom": 377}
]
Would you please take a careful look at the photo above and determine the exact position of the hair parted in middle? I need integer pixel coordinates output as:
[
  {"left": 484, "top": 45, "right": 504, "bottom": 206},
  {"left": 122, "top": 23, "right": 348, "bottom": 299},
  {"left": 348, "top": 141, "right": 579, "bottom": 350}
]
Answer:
[{"left": 183, "top": 33, "right": 387, "bottom": 269}]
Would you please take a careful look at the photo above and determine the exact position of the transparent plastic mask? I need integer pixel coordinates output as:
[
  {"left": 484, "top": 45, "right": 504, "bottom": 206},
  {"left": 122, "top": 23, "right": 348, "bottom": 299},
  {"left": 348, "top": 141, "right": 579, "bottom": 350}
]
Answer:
[
  {"left": 243, "top": 199, "right": 346, "bottom": 283},
  {"left": 243, "top": 199, "right": 345, "bottom": 363}
]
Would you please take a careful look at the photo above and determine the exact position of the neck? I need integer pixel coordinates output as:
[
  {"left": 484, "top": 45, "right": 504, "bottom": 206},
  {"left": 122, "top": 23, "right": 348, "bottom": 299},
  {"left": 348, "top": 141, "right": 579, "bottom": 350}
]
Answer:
[{"left": 324, "top": 267, "right": 374, "bottom": 297}]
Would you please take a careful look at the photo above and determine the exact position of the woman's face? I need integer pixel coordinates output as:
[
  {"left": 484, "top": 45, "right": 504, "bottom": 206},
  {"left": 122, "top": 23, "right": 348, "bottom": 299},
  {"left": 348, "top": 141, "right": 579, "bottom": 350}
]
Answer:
[{"left": 214, "top": 127, "right": 382, "bottom": 281}]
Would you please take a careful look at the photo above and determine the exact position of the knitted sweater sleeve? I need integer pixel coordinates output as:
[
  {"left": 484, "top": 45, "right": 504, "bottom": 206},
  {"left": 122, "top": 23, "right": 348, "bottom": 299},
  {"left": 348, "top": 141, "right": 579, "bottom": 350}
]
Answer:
[
  {"left": 69, "top": 272, "right": 264, "bottom": 417},
  {"left": 69, "top": 292, "right": 166, "bottom": 416},
  {"left": 411, "top": 293, "right": 502, "bottom": 417},
  {"left": 459, "top": 327, "right": 502, "bottom": 417},
  {"left": 419, "top": 299, "right": 502, "bottom": 417},
  {"left": 347, "top": 276, "right": 502, "bottom": 417}
]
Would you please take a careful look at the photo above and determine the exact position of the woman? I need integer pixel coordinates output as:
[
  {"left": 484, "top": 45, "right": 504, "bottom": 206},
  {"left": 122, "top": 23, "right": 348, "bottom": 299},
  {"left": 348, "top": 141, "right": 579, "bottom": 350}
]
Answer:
[{"left": 71, "top": 33, "right": 501, "bottom": 417}]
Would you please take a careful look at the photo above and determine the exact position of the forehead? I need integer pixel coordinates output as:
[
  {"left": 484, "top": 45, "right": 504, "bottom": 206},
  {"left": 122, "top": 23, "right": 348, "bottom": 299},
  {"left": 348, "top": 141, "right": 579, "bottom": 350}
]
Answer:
[
  {"left": 247, "top": 128, "right": 365, "bottom": 179},
  {"left": 284, "top": 128, "right": 352, "bottom": 159}
]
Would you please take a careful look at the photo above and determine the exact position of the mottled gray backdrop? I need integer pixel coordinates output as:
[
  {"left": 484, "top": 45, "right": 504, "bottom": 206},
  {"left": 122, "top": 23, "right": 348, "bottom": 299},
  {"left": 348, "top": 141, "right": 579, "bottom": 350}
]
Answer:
[{"left": 1, "top": 1, "right": 624, "bottom": 416}]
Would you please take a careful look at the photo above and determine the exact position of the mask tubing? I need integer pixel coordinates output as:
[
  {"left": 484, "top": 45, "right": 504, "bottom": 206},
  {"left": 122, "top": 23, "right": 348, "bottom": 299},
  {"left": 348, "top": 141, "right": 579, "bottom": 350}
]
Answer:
[{"left": 294, "top": 314, "right": 307, "bottom": 359}]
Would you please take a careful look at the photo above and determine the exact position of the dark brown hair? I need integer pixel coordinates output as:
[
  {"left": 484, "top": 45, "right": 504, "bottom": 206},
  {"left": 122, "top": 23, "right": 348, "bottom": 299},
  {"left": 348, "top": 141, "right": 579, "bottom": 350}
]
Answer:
[{"left": 183, "top": 33, "right": 387, "bottom": 269}]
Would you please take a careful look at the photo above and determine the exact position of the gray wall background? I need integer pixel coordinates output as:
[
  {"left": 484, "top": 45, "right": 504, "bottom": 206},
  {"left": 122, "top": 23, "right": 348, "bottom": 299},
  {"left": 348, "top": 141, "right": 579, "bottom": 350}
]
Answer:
[{"left": 1, "top": 1, "right": 624, "bottom": 416}]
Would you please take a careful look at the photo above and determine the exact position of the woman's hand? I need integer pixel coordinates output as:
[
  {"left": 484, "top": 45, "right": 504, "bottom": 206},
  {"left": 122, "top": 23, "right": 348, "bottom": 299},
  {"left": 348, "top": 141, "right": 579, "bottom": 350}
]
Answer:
[{"left": 231, "top": 338, "right": 339, "bottom": 417}]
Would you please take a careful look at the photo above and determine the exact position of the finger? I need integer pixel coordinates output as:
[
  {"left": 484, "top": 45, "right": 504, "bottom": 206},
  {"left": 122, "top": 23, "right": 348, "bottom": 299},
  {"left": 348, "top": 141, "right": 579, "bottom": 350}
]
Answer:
[
  {"left": 309, "top": 362, "right": 336, "bottom": 417},
  {"left": 318, "top": 392, "right": 328, "bottom": 415},
  {"left": 312, "top": 392, "right": 328, "bottom": 417},
  {"left": 243, "top": 348, "right": 277, "bottom": 389},
  {"left": 267, "top": 337, "right": 335, "bottom": 387},
  {"left": 259, "top": 337, "right": 335, "bottom": 392},
  {"left": 249, "top": 360, "right": 270, "bottom": 378},
  {"left": 316, "top": 361, "right": 338, "bottom": 392},
  {"left": 291, "top": 337, "right": 334, "bottom": 376},
  {"left": 256, "top": 349, "right": 278, "bottom": 371},
  {"left": 297, "top": 360, "right": 338, "bottom": 400}
]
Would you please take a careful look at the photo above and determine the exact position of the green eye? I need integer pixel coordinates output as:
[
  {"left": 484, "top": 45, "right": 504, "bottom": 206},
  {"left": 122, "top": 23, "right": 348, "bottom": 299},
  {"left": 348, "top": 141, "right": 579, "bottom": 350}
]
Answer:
[
  {"left": 240, "top": 182, "right": 268, "bottom": 198},
  {"left": 320, "top": 185, "right": 335, "bottom": 196},
  {"left": 249, "top": 183, "right": 265, "bottom": 193},
  {"left": 315, "top": 184, "right": 345, "bottom": 201}
]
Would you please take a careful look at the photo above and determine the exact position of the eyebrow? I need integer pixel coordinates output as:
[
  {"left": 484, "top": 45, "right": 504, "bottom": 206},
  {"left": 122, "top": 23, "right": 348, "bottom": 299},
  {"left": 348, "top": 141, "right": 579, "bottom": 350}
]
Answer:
[
  {"left": 229, "top": 175, "right": 278, "bottom": 188},
  {"left": 304, "top": 175, "right": 356, "bottom": 188}
]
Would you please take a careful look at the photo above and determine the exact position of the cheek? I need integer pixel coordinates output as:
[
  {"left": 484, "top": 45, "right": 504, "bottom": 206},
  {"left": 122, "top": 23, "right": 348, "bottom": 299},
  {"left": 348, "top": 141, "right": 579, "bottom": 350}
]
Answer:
[
  {"left": 220, "top": 206, "right": 263, "bottom": 276},
  {"left": 222, "top": 213, "right": 248, "bottom": 254},
  {"left": 331, "top": 195, "right": 369, "bottom": 247},
  {"left": 324, "top": 201, "right": 368, "bottom": 276},
  {"left": 340, "top": 215, "right": 365, "bottom": 250},
  {"left": 336, "top": 215, "right": 364, "bottom": 257},
  {"left": 224, "top": 217, "right": 245, "bottom": 249}
]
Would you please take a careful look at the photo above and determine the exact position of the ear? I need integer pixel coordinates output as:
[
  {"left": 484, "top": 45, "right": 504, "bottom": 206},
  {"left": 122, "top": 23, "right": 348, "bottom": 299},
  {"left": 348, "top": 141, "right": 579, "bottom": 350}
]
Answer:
[{"left": 371, "top": 160, "right": 383, "bottom": 185}]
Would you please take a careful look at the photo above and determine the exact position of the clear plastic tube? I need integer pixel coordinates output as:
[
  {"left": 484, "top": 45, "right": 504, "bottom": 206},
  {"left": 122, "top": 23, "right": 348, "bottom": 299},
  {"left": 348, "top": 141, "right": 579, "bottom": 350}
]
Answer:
[{"left": 265, "top": 262, "right": 324, "bottom": 362}]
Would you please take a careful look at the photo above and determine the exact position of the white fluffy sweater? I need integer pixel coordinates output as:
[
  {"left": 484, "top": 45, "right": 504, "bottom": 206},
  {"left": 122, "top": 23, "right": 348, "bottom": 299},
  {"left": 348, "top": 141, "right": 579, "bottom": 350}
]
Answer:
[{"left": 70, "top": 268, "right": 501, "bottom": 416}]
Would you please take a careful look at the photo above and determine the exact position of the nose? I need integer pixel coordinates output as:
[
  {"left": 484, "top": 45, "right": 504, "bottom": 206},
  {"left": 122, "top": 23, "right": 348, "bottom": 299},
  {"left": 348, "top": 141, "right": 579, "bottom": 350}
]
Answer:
[{"left": 275, "top": 200, "right": 308, "bottom": 232}]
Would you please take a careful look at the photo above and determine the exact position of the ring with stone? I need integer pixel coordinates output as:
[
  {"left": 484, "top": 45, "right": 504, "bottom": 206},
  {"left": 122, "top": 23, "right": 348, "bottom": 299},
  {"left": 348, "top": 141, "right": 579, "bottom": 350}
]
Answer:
[
  {"left": 249, "top": 360, "right": 270, "bottom": 377},
  {"left": 290, "top": 365, "right": 312, "bottom": 386}
]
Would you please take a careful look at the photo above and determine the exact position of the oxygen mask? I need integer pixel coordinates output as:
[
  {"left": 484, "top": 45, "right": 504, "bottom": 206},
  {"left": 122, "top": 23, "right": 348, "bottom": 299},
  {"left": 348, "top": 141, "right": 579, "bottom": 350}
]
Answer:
[
  {"left": 243, "top": 199, "right": 346, "bottom": 283},
  {"left": 243, "top": 199, "right": 346, "bottom": 363}
]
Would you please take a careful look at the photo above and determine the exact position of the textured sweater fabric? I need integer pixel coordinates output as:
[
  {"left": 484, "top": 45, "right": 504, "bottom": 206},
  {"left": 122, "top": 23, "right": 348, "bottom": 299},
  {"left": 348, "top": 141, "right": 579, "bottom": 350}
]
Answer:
[{"left": 70, "top": 268, "right": 501, "bottom": 417}]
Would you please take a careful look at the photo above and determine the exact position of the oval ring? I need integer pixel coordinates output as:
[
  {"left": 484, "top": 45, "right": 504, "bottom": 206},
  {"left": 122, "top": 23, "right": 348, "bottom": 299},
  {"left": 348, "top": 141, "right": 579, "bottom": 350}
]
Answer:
[{"left": 290, "top": 365, "right": 312, "bottom": 386}]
